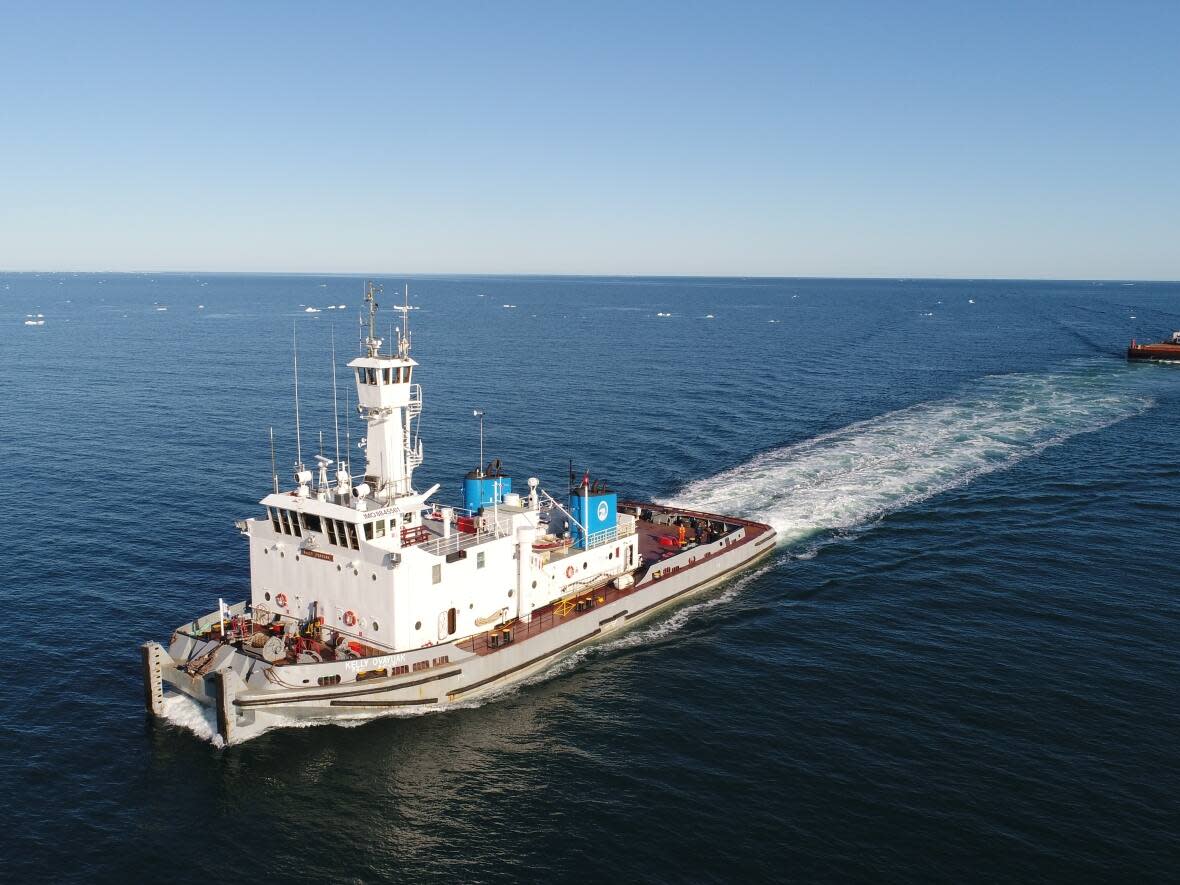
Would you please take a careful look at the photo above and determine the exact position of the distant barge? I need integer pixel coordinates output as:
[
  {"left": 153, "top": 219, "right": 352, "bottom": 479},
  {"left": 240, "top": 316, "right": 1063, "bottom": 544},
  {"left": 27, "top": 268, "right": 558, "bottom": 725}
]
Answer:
[{"left": 1127, "top": 331, "right": 1180, "bottom": 363}]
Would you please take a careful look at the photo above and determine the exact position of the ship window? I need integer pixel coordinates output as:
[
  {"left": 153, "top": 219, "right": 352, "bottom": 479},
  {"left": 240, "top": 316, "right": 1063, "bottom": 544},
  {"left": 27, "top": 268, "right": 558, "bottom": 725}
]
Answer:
[
  {"left": 347, "top": 523, "right": 360, "bottom": 549},
  {"left": 366, "top": 368, "right": 377, "bottom": 385},
  {"left": 303, "top": 513, "right": 322, "bottom": 533},
  {"left": 290, "top": 514, "right": 301, "bottom": 537},
  {"left": 447, "top": 607, "right": 457, "bottom": 635},
  {"left": 335, "top": 520, "right": 348, "bottom": 546},
  {"left": 318, "top": 674, "right": 341, "bottom": 686},
  {"left": 404, "top": 511, "right": 414, "bottom": 525},
  {"left": 432, "top": 564, "right": 441, "bottom": 584},
  {"left": 414, "top": 621, "right": 422, "bottom": 630},
  {"left": 382, "top": 368, "right": 393, "bottom": 384},
  {"left": 374, "top": 519, "right": 386, "bottom": 538},
  {"left": 477, "top": 551, "right": 485, "bottom": 569},
  {"left": 325, "top": 519, "right": 338, "bottom": 545},
  {"left": 403, "top": 367, "right": 412, "bottom": 384},
  {"left": 356, "top": 367, "right": 365, "bottom": 383},
  {"left": 278, "top": 509, "right": 292, "bottom": 535},
  {"left": 269, "top": 507, "right": 280, "bottom": 532},
  {"left": 364, "top": 522, "right": 374, "bottom": 541}
]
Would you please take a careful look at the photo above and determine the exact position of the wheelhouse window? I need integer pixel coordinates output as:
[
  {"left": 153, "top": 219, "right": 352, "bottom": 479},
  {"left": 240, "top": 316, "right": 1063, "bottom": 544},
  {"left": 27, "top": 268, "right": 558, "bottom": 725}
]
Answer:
[
  {"left": 279, "top": 509, "right": 292, "bottom": 535},
  {"left": 325, "top": 519, "right": 338, "bottom": 545},
  {"left": 335, "top": 520, "right": 348, "bottom": 547},
  {"left": 302, "top": 513, "right": 322, "bottom": 533},
  {"left": 382, "top": 368, "right": 393, "bottom": 384},
  {"left": 268, "top": 507, "right": 280, "bottom": 533},
  {"left": 346, "top": 523, "right": 360, "bottom": 550},
  {"left": 374, "top": 519, "right": 386, "bottom": 538},
  {"left": 363, "top": 522, "right": 374, "bottom": 541}
]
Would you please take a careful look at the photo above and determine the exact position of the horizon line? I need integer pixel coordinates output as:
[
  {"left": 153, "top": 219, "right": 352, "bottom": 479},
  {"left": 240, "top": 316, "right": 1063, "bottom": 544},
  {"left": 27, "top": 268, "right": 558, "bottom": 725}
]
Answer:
[{"left": 2, "top": 267, "right": 1178, "bottom": 284}]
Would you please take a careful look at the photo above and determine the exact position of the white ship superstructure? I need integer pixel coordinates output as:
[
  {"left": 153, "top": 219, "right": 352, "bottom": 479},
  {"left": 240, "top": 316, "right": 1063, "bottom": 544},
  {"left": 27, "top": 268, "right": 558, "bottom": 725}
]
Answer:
[{"left": 143, "top": 284, "right": 776, "bottom": 743}]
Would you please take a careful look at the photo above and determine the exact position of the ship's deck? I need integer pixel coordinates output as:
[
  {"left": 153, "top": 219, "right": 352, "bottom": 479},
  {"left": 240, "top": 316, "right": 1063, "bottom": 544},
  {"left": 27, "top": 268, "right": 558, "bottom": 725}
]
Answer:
[{"left": 455, "top": 503, "right": 773, "bottom": 657}]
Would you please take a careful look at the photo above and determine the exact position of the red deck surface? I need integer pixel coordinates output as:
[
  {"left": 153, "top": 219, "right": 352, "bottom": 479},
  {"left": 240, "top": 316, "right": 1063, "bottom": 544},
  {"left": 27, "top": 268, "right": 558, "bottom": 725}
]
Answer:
[{"left": 455, "top": 504, "right": 771, "bottom": 657}]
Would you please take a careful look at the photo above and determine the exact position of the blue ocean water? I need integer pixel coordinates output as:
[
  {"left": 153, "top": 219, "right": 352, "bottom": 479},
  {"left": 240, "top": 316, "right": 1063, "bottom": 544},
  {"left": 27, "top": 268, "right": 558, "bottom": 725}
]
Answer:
[{"left": 2, "top": 273, "right": 1178, "bottom": 882}]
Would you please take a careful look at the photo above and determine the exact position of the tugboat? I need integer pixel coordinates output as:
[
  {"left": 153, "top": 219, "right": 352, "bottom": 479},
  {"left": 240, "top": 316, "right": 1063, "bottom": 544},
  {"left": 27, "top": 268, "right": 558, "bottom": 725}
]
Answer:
[
  {"left": 141, "top": 283, "right": 777, "bottom": 743},
  {"left": 1127, "top": 331, "right": 1180, "bottom": 363}
]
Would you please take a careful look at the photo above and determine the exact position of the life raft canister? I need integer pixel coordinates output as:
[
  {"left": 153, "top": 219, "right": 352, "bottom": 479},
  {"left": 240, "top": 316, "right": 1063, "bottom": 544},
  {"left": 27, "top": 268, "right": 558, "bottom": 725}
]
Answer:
[
  {"left": 343, "top": 610, "right": 357, "bottom": 627},
  {"left": 275, "top": 593, "right": 288, "bottom": 608}
]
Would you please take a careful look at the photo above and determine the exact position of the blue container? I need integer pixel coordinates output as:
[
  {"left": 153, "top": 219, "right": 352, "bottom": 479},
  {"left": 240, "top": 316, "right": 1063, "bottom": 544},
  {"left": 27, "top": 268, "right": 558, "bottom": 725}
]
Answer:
[
  {"left": 463, "top": 473, "right": 511, "bottom": 513},
  {"left": 569, "top": 489, "right": 617, "bottom": 549}
]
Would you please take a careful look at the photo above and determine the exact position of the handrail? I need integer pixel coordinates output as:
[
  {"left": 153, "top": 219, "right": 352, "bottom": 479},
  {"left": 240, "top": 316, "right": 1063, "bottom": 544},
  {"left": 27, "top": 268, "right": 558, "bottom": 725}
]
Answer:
[{"left": 420, "top": 512, "right": 515, "bottom": 557}]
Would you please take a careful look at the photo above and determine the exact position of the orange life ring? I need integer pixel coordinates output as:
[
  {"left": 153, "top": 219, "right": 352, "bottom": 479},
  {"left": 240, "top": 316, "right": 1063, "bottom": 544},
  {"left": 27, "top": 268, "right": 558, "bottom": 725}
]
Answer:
[
  {"left": 275, "top": 593, "right": 288, "bottom": 608},
  {"left": 565, "top": 565, "right": 575, "bottom": 579},
  {"left": 343, "top": 610, "right": 357, "bottom": 627}
]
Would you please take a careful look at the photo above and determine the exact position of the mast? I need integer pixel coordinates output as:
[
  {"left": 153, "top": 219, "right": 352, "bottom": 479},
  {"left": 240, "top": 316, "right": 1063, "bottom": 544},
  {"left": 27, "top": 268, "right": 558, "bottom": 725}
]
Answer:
[{"left": 363, "top": 280, "right": 382, "bottom": 357}]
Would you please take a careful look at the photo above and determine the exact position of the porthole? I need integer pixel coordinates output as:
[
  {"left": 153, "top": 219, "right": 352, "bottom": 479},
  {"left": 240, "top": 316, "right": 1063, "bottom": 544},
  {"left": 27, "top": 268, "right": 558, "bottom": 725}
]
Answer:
[
  {"left": 295, "top": 555, "right": 300, "bottom": 561},
  {"left": 264, "top": 591, "right": 271, "bottom": 601},
  {"left": 353, "top": 569, "right": 359, "bottom": 576},
  {"left": 508, "top": 589, "right": 514, "bottom": 597},
  {"left": 336, "top": 564, "right": 341, "bottom": 572},
  {"left": 371, "top": 574, "right": 377, "bottom": 581},
  {"left": 372, "top": 621, "right": 379, "bottom": 631},
  {"left": 582, "top": 562, "right": 587, "bottom": 570},
  {"left": 263, "top": 548, "right": 269, "bottom": 555},
  {"left": 531, "top": 580, "right": 537, "bottom": 589},
  {"left": 280, "top": 551, "right": 285, "bottom": 558},
  {"left": 608, "top": 552, "right": 613, "bottom": 560},
  {"left": 469, "top": 603, "right": 474, "bottom": 609},
  {"left": 415, "top": 621, "right": 422, "bottom": 630}
]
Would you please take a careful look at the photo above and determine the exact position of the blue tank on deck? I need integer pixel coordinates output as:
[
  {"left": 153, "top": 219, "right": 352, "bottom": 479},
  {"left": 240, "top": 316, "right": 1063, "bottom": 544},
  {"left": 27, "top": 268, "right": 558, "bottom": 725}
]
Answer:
[
  {"left": 569, "top": 484, "right": 618, "bottom": 549},
  {"left": 464, "top": 471, "right": 511, "bottom": 512}
]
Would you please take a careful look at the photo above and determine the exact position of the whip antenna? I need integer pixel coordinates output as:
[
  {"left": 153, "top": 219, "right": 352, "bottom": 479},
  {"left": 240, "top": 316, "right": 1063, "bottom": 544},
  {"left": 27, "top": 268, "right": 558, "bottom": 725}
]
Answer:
[
  {"left": 331, "top": 326, "right": 341, "bottom": 464},
  {"left": 293, "top": 322, "right": 303, "bottom": 470}
]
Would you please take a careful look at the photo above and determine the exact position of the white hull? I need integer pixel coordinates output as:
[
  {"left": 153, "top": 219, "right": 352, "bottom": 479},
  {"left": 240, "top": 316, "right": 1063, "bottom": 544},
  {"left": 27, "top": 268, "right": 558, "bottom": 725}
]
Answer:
[{"left": 144, "top": 518, "right": 776, "bottom": 743}]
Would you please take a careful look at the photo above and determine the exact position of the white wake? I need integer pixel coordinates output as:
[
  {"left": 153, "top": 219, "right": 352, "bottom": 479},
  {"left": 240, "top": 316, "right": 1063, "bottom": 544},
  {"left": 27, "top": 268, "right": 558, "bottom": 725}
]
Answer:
[{"left": 664, "top": 368, "right": 1152, "bottom": 547}]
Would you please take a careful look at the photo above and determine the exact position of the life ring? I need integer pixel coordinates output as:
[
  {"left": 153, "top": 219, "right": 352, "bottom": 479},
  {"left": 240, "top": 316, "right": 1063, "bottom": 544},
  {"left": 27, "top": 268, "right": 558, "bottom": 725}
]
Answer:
[
  {"left": 565, "top": 565, "right": 575, "bottom": 579},
  {"left": 275, "top": 593, "right": 288, "bottom": 608},
  {"left": 343, "top": 610, "right": 357, "bottom": 627}
]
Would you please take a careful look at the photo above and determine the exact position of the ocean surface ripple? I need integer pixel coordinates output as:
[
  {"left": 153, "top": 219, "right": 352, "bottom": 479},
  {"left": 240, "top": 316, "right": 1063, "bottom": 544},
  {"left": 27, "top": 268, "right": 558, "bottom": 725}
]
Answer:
[{"left": 1, "top": 274, "right": 1178, "bottom": 883}]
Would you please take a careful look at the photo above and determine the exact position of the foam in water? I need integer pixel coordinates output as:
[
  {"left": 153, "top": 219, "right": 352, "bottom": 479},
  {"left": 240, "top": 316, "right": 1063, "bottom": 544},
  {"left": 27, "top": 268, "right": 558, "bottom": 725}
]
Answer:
[{"left": 665, "top": 368, "right": 1153, "bottom": 546}]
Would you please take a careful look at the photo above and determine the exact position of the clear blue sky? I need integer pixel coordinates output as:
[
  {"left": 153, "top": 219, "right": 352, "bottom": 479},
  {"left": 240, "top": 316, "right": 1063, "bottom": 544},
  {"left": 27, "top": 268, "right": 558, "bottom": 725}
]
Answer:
[{"left": 1, "top": 1, "right": 1177, "bottom": 278}]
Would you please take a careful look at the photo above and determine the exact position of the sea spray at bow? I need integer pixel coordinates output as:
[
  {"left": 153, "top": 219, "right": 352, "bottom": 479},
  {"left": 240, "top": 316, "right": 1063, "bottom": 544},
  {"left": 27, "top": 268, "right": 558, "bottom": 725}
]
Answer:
[{"left": 665, "top": 367, "right": 1154, "bottom": 547}]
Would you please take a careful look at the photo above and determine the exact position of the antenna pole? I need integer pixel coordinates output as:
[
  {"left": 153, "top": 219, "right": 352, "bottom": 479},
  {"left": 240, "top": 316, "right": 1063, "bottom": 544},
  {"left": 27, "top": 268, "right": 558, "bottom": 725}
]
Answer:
[
  {"left": 403, "top": 283, "right": 411, "bottom": 356},
  {"left": 269, "top": 427, "right": 279, "bottom": 494},
  {"left": 293, "top": 322, "right": 303, "bottom": 470},
  {"left": 473, "top": 409, "right": 485, "bottom": 474},
  {"left": 331, "top": 326, "right": 341, "bottom": 464}
]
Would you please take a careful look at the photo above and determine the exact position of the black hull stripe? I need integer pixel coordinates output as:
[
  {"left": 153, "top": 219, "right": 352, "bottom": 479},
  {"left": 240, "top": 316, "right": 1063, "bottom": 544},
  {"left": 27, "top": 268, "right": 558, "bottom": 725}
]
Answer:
[
  {"left": 235, "top": 668, "right": 461, "bottom": 707},
  {"left": 331, "top": 698, "right": 439, "bottom": 707}
]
